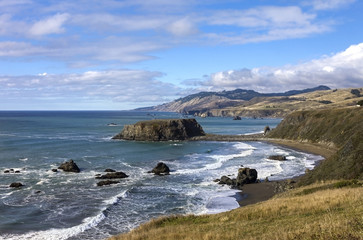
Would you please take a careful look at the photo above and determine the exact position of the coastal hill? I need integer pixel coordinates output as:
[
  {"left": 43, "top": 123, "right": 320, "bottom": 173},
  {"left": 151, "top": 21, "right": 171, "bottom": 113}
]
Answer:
[
  {"left": 267, "top": 107, "right": 363, "bottom": 185},
  {"left": 110, "top": 106, "right": 362, "bottom": 240},
  {"left": 139, "top": 86, "right": 363, "bottom": 118}
]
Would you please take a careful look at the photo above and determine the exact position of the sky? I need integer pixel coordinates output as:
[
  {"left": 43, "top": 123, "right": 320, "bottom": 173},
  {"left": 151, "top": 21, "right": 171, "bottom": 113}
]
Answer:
[{"left": 0, "top": 0, "right": 363, "bottom": 110}]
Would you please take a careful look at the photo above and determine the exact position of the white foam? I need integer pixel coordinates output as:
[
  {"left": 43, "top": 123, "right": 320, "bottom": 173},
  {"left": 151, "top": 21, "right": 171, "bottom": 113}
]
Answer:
[
  {"left": 3, "top": 211, "right": 106, "bottom": 240},
  {"left": 243, "top": 130, "right": 264, "bottom": 135},
  {"left": 103, "top": 189, "right": 128, "bottom": 205},
  {"left": 2, "top": 189, "right": 130, "bottom": 240},
  {"left": 19, "top": 158, "right": 28, "bottom": 162}
]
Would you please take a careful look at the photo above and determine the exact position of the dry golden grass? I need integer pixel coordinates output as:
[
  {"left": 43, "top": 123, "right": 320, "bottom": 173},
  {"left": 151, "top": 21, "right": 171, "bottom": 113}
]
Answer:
[{"left": 108, "top": 181, "right": 362, "bottom": 240}]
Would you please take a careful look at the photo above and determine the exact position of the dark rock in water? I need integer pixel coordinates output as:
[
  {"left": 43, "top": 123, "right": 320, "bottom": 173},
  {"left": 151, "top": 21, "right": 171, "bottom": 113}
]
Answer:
[
  {"left": 10, "top": 169, "right": 14, "bottom": 172},
  {"left": 112, "top": 118, "right": 205, "bottom": 141},
  {"left": 236, "top": 168, "right": 258, "bottom": 186},
  {"left": 10, "top": 182, "right": 23, "bottom": 188},
  {"left": 233, "top": 116, "right": 241, "bottom": 120},
  {"left": 105, "top": 168, "right": 116, "bottom": 172},
  {"left": 4, "top": 170, "right": 10, "bottom": 173},
  {"left": 264, "top": 126, "right": 270, "bottom": 135},
  {"left": 218, "top": 176, "right": 235, "bottom": 185},
  {"left": 97, "top": 180, "right": 120, "bottom": 186},
  {"left": 15, "top": 170, "right": 20, "bottom": 173},
  {"left": 58, "top": 159, "right": 80, "bottom": 173},
  {"left": 51, "top": 169, "right": 58, "bottom": 172},
  {"left": 268, "top": 155, "right": 287, "bottom": 161},
  {"left": 217, "top": 168, "right": 257, "bottom": 189},
  {"left": 95, "top": 172, "right": 128, "bottom": 179},
  {"left": 35, "top": 190, "right": 42, "bottom": 194},
  {"left": 149, "top": 162, "right": 170, "bottom": 175}
]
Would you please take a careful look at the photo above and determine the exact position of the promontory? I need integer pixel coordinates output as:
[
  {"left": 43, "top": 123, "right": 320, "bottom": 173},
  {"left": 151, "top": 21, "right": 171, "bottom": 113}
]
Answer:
[{"left": 112, "top": 118, "right": 205, "bottom": 141}]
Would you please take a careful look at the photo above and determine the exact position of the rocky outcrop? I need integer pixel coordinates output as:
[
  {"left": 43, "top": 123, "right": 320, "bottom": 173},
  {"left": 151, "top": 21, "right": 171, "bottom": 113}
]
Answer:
[
  {"left": 95, "top": 172, "right": 128, "bottom": 179},
  {"left": 58, "top": 159, "right": 80, "bottom": 173},
  {"left": 97, "top": 180, "right": 120, "bottom": 186},
  {"left": 149, "top": 162, "right": 170, "bottom": 175},
  {"left": 236, "top": 168, "right": 258, "bottom": 185},
  {"left": 218, "top": 168, "right": 257, "bottom": 189},
  {"left": 10, "top": 182, "right": 23, "bottom": 188},
  {"left": 268, "top": 155, "right": 287, "bottom": 161},
  {"left": 112, "top": 119, "right": 205, "bottom": 141}
]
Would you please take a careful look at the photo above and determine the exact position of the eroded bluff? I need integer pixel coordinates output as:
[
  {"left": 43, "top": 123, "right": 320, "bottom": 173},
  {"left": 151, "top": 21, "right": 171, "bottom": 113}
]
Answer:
[{"left": 112, "top": 119, "right": 205, "bottom": 141}]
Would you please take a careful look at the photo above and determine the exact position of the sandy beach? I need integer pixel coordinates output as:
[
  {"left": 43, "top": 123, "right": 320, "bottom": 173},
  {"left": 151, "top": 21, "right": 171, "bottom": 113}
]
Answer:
[{"left": 236, "top": 138, "right": 337, "bottom": 207}]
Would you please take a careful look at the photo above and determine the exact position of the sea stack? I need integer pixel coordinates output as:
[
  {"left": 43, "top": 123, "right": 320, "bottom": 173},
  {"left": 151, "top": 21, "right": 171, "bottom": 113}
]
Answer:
[{"left": 112, "top": 118, "right": 205, "bottom": 141}]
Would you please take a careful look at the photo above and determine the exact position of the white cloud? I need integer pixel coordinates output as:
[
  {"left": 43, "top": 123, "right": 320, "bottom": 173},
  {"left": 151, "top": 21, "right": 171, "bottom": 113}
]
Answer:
[
  {"left": 309, "top": 0, "right": 356, "bottom": 10},
  {"left": 166, "top": 17, "right": 198, "bottom": 36},
  {"left": 200, "top": 43, "right": 363, "bottom": 92},
  {"left": 0, "top": 41, "right": 48, "bottom": 56},
  {"left": 209, "top": 6, "right": 315, "bottom": 28},
  {"left": 29, "top": 13, "right": 70, "bottom": 36},
  {"left": 0, "top": 69, "right": 182, "bottom": 108}
]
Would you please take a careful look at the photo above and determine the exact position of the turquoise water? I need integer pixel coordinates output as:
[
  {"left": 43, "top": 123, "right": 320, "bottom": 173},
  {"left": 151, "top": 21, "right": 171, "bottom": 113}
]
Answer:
[{"left": 0, "top": 111, "right": 321, "bottom": 240}]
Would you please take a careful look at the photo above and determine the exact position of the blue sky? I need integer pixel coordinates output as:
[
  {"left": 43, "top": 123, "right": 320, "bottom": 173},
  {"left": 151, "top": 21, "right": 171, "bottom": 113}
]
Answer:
[{"left": 0, "top": 0, "right": 362, "bottom": 110}]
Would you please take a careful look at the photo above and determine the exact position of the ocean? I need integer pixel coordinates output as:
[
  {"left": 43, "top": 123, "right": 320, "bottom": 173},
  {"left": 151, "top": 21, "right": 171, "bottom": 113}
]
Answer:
[{"left": 0, "top": 111, "right": 322, "bottom": 240}]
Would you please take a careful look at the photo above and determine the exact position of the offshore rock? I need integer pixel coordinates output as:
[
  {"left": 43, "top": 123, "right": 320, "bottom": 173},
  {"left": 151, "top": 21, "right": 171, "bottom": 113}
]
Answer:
[
  {"left": 95, "top": 172, "right": 128, "bottom": 179},
  {"left": 149, "top": 162, "right": 170, "bottom": 175},
  {"left": 58, "top": 159, "right": 80, "bottom": 173},
  {"left": 97, "top": 180, "right": 120, "bottom": 186},
  {"left": 268, "top": 155, "right": 287, "bottom": 161},
  {"left": 112, "top": 119, "right": 205, "bottom": 141},
  {"left": 10, "top": 182, "right": 23, "bottom": 188}
]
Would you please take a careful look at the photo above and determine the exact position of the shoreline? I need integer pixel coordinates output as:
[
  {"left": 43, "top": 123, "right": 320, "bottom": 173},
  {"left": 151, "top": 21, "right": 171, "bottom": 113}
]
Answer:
[{"left": 235, "top": 138, "right": 337, "bottom": 207}]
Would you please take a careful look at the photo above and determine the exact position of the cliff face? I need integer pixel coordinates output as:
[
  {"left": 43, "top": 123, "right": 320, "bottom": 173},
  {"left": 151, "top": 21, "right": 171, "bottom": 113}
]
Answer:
[
  {"left": 268, "top": 107, "right": 363, "bottom": 184},
  {"left": 112, "top": 119, "right": 205, "bottom": 141}
]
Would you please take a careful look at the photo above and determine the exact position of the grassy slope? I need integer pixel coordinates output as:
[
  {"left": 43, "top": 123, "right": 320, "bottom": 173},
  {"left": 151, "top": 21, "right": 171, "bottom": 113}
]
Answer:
[
  {"left": 109, "top": 181, "right": 363, "bottom": 240},
  {"left": 267, "top": 107, "right": 363, "bottom": 184},
  {"left": 210, "top": 88, "right": 363, "bottom": 117}
]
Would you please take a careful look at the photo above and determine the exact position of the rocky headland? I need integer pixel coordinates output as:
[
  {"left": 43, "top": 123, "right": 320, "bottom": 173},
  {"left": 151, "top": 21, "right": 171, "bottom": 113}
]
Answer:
[{"left": 112, "top": 118, "right": 205, "bottom": 141}]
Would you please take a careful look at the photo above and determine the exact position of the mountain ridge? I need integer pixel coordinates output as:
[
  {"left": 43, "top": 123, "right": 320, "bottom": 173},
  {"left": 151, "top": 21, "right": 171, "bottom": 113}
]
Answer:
[{"left": 137, "top": 86, "right": 363, "bottom": 118}]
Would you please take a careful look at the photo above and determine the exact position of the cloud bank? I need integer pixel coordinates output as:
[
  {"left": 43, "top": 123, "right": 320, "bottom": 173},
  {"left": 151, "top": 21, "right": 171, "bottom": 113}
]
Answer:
[{"left": 198, "top": 43, "right": 363, "bottom": 92}]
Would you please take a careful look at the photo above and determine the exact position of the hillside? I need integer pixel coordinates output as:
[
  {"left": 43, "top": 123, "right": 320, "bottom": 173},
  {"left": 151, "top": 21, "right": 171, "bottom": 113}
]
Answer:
[
  {"left": 267, "top": 107, "right": 363, "bottom": 184},
  {"left": 140, "top": 86, "right": 363, "bottom": 118}
]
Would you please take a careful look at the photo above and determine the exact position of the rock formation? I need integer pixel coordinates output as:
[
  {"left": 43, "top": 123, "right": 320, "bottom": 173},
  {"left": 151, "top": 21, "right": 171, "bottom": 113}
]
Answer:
[
  {"left": 97, "top": 180, "right": 120, "bottom": 186},
  {"left": 10, "top": 182, "right": 23, "bottom": 188},
  {"left": 95, "top": 172, "right": 128, "bottom": 179},
  {"left": 268, "top": 155, "right": 287, "bottom": 161},
  {"left": 236, "top": 168, "right": 258, "bottom": 186},
  {"left": 218, "top": 168, "right": 257, "bottom": 189},
  {"left": 58, "top": 159, "right": 80, "bottom": 173},
  {"left": 112, "top": 119, "right": 205, "bottom": 141},
  {"left": 149, "top": 162, "right": 170, "bottom": 175}
]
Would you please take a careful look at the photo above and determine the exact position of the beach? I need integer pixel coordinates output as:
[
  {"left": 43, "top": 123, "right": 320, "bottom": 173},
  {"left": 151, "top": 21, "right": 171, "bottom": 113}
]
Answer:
[{"left": 237, "top": 138, "right": 337, "bottom": 207}]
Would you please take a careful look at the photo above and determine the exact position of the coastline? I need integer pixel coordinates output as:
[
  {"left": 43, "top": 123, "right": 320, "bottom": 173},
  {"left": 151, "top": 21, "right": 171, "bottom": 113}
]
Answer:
[{"left": 236, "top": 138, "right": 337, "bottom": 207}]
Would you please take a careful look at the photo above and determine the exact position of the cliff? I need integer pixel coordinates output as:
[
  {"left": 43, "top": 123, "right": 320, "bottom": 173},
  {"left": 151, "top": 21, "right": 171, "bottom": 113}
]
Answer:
[
  {"left": 112, "top": 119, "right": 205, "bottom": 141},
  {"left": 268, "top": 107, "right": 363, "bottom": 184}
]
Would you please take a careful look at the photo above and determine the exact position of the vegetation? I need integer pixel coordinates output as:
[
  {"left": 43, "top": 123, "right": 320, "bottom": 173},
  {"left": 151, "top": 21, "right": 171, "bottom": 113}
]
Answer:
[
  {"left": 109, "top": 181, "right": 363, "bottom": 240},
  {"left": 268, "top": 107, "right": 363, "bottom": 184}
]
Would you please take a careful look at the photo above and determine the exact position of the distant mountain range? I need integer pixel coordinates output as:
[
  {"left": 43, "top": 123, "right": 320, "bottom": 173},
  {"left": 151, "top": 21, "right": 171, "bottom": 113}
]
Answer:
[{"left": 138, "top": 86, "right": 363, "bottom": 118}]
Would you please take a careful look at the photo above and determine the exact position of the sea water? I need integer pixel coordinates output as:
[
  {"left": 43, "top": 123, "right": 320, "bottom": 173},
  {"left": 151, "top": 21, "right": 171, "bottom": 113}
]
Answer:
[{"left": 0, "top": 111, "right": 322, "bottom": 240}]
